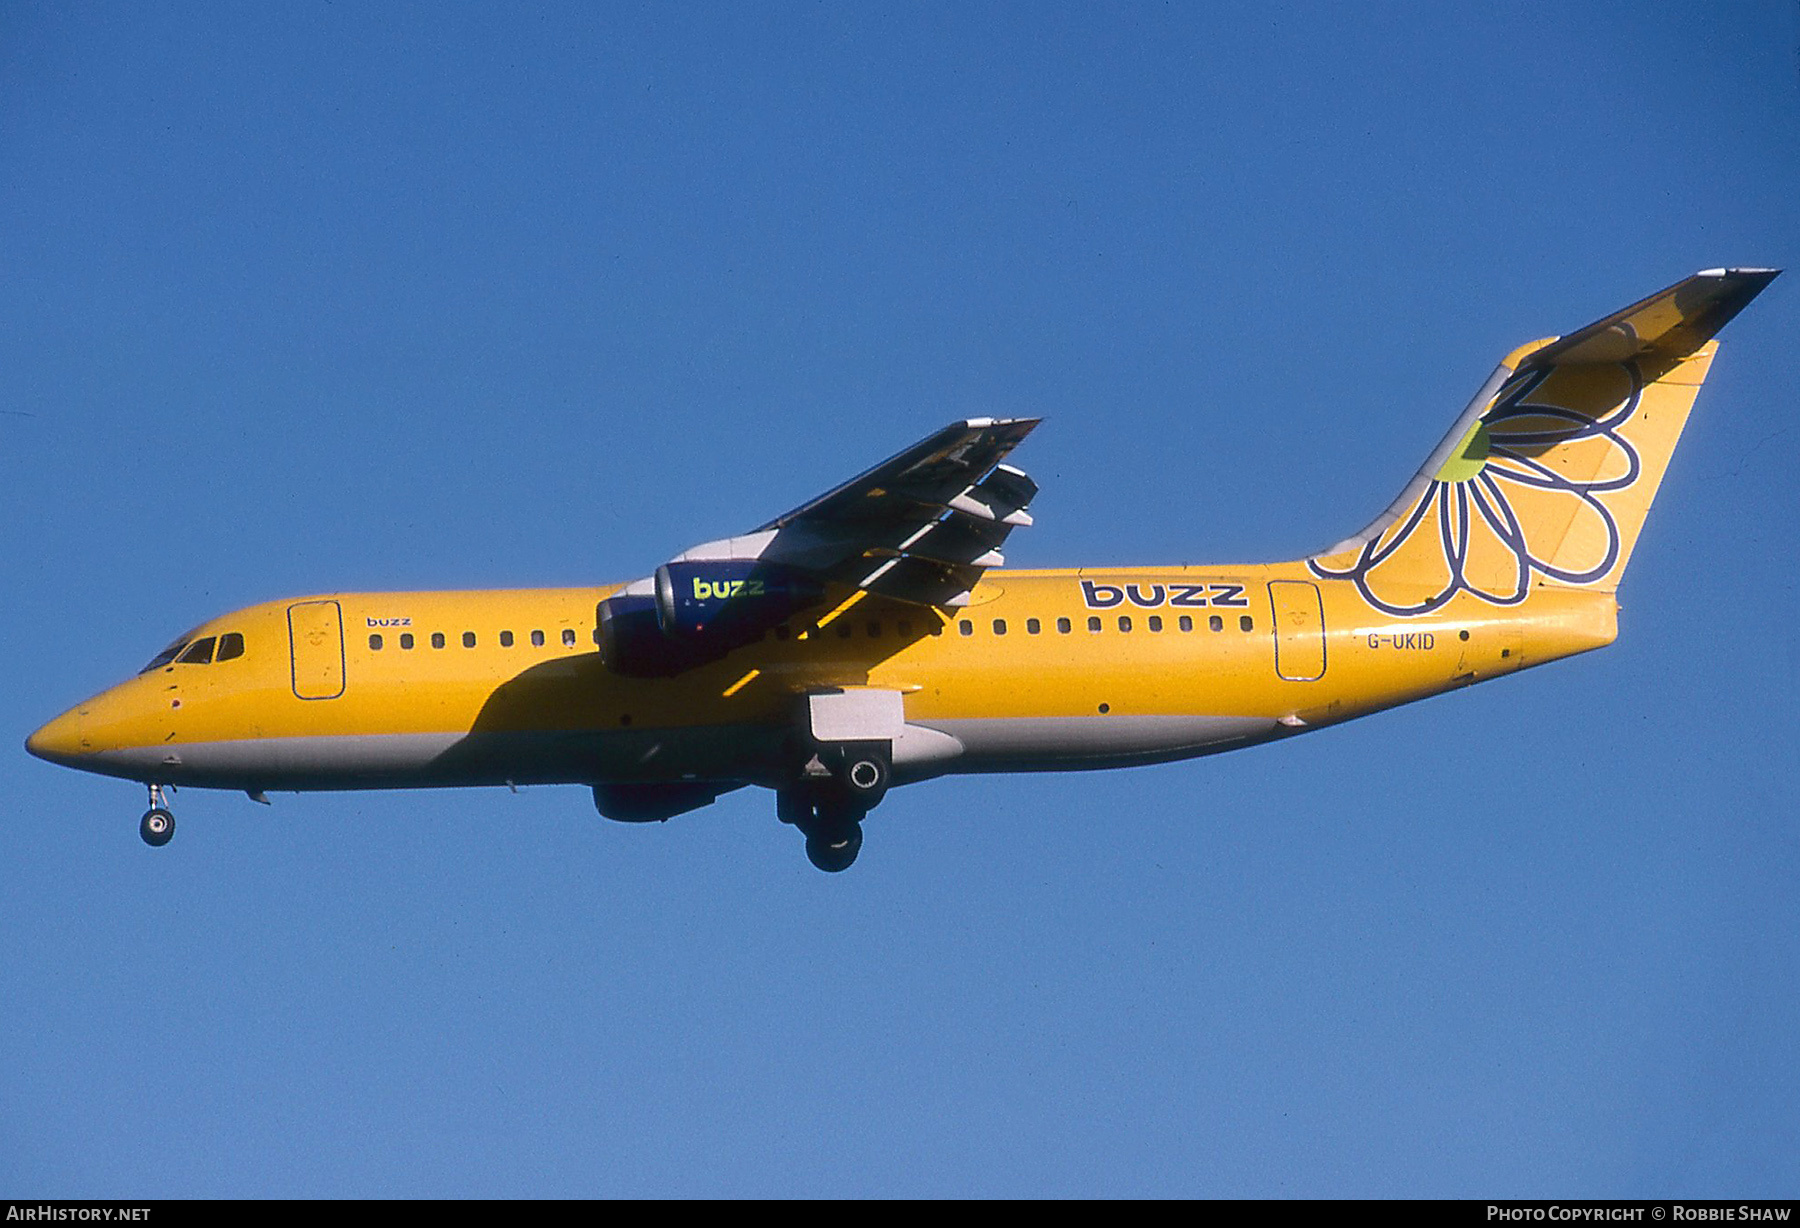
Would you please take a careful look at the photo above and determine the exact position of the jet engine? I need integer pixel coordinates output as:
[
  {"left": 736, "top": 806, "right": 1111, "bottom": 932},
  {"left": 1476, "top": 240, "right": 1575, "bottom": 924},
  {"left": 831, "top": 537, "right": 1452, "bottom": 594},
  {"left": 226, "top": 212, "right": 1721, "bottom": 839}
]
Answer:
[
  {"left": 596, "top": 561, "right": 821, "bottom": 677},
  {"left": 592, "top": 781, "right": 737, "bottom": 823}
]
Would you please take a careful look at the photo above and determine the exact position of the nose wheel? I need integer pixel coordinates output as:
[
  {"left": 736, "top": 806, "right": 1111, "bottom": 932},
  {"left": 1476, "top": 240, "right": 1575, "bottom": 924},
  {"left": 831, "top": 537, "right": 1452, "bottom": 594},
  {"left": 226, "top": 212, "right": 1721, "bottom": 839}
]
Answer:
[{"left": 139, "top": 784, "right": 175, "bottom": 847}]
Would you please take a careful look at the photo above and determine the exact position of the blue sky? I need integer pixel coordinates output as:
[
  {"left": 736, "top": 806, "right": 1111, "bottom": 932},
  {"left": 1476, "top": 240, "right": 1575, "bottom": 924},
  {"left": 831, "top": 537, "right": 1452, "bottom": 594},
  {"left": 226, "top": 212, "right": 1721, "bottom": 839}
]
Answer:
[{"left": 2, "top": 2, "right": 1795, "bottom": 1198}]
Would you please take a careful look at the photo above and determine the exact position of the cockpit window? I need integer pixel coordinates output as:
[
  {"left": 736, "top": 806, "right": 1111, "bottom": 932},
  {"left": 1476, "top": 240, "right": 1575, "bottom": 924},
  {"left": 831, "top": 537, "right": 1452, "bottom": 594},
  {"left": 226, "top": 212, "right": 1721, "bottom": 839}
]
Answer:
[
  {"left": 140, "top": 639, "right": 187, "bottom": 673},
  {"left": 216, "top": 632, "right": 245, "bottom": 662},
  {"left": 176, "top": 637, "right": 217, "bottom": 665}
]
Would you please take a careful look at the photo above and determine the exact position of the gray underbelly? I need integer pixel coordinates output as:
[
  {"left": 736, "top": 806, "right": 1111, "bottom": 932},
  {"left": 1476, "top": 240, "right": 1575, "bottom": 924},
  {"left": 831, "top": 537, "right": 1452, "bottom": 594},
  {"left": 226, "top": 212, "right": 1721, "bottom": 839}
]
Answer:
[
  {"left": 918, "top": 714, "right": 1280, "bottom": 772},
  {"left": 77, "top": 713, "right": 1280, "bottom": 791}
]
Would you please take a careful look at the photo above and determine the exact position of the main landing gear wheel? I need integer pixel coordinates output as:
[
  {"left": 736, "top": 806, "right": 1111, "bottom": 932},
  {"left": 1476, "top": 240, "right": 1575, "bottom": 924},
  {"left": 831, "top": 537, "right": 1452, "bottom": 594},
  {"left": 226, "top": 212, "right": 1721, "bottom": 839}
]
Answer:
[
  {"left": 804, "top": 817, "right": 863, "bottom": 874},
  {"left": 140, "top": 808, "right": 175, "bottom": 847},
  {"left": 778, "top": 786, "right": 868, "bottom": 873}
]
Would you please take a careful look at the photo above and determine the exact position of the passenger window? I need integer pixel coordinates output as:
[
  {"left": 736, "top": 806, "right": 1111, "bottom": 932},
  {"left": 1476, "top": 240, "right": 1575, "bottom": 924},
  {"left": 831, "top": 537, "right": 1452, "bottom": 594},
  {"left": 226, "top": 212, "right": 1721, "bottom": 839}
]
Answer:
[
  {"left": 463, "top": 632, "right": 477, "bottom": 648},
  {"left": 400, "top": 633, "right": 414, "bottom": 650},
  {"left": 1026, "top": 618, "right": 1041, "bottom": 635},
  {"left": 867, "top": 621, "right": 881, "bottom": 638},
  {"left": 500, "top": 631, "right": 514, "bottom": 648},
  {"left": 1118, "top": 616, "right": 1132, "bottom": 633},
  {"left": 836, "top": 622, "right": 853, "bottom": 639},
  {"left": 177, "top": 637, "right": 217, "bottom": 665},
  {"left": 562, "top": 629, "right": 576, "bottom": 647},
  {"left": 432, "top": 632, "right": 446, "bottom": 649},
  {"left": 959, "top": 621, "right": 973, "bottom": 637},
  {"left": 369, "top": 634, "right": 383, "bottom": 651},
  {"left": 1148, "top": 616, "right": 1163, "bottom": 632},
  {"left": 1087, "top": 616, "right": 1102, "bottom": 633},
  {"left": 1057, "top": 617, "right": 1071, "bottom": 634},
  {"left": 1240, "top": 615, "right": 1254, "bottom": 632},
  {"left": 1209, "top": 615, "right": 1223, "bottom": 632},
  {"left": 993, "top": 619, "right": 1007, "bottom": 636},
  {"left": 897, "top": 619, "right": 912, "bottom": 636},
  {"left": 531, "top": 630, "right": 545, "bottom": 647},
  {"left": 216, "top": 632, "right": 245, "bottom": 661},
  {"left": 1178, "top": 616, "right": 1193, "bottom": 632}
]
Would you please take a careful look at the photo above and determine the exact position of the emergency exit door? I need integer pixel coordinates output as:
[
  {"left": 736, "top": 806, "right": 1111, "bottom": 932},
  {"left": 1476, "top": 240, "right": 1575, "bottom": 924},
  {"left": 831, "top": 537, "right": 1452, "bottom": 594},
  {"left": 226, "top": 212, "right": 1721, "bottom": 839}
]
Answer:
[
  {"left": 288, "top": 600, "right": 346, "bottom": 700},
  {"left": 1268, "top": 580, "right": 1326, "bottom": 682}
]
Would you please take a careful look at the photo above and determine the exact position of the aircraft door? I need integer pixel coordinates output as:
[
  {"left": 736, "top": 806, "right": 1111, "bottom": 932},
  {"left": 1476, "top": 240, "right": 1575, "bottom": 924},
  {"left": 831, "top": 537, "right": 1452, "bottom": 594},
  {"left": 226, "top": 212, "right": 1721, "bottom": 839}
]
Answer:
[
  {"left": 288, "top": 600, "right": 346, "bottom": 700},
  {"left": 1268, "top": 580, "right": 1326, "bottom": 682}
]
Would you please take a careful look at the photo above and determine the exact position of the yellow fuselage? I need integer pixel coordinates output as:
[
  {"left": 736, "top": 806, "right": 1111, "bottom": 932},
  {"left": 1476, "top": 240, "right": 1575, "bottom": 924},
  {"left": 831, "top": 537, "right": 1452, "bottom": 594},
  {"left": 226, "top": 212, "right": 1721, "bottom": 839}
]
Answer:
[{"left": 26, "top": 564, "right": 1616, "bottom": 795}]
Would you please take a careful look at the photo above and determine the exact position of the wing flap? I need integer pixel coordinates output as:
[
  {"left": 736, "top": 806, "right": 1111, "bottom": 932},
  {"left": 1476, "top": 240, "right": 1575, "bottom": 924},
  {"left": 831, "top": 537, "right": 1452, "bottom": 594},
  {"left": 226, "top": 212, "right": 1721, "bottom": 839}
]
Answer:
[
  {"left": 604, "top": 417, "right": 1042, "bottom": 672},
  {"left": 757, "top": 418, "right": 1041, "bottom": 531},
  {"left": 749, "top": 417, "right": 1041, "bottom": 609},
  {"left": 855, "top": 555, "right": 984, "bottom": 608},
  {"left": 886, "top": 515, "right": 1012, "bottom": 568}
]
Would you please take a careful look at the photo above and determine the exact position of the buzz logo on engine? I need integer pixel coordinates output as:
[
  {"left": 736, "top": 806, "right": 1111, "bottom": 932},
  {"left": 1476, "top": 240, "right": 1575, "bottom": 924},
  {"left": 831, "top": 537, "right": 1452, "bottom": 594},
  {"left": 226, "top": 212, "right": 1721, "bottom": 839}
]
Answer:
[
  {"left": 655, "top": 561, "right": 822, "bottom": 639},
  {"left": 690, "top": 576, "right": 767, "bottom": 601}
]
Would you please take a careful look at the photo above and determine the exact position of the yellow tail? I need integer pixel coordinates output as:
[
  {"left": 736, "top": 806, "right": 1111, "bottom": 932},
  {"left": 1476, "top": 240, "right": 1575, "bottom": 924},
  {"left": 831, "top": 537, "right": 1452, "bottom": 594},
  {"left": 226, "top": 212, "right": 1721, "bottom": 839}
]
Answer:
[{"left": 1311, "top": 268, "right": 1777, "bottom": 617}]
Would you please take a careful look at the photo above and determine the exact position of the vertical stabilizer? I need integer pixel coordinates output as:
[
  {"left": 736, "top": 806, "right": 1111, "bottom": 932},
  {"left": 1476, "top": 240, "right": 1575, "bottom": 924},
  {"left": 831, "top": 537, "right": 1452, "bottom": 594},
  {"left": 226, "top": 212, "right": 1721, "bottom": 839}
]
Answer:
[{"left": 1310, "top": 269, "right": 1777, "bottom": 617}]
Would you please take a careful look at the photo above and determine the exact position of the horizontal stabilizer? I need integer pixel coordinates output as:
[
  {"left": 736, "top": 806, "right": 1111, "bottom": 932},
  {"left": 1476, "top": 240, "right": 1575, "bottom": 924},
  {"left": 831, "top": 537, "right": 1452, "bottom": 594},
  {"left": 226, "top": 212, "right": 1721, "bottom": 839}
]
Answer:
[{"left": 1520, "top": 268, "right": 1778, "bottom": 369}]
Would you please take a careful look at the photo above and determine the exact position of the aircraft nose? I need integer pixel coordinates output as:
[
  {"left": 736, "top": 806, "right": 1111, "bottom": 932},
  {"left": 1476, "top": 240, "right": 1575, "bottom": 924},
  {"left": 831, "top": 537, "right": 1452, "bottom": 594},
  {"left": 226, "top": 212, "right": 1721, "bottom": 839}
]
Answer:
[{"left": 25, "top": 707, "right": 84, "bottom": 766}]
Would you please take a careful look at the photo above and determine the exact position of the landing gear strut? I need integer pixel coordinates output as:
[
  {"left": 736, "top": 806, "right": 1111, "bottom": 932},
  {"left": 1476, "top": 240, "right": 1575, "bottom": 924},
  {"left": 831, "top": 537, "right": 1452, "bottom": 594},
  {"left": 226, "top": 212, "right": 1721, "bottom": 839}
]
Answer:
[
  {"left": 779, "top": 788, "right": 867, "bottom": 872},
  {"left": 778, "top": 740, "right": 891, "bottom": 872},
  {"left": 140, "top": 784, "right": 175, "bottom": 847}
]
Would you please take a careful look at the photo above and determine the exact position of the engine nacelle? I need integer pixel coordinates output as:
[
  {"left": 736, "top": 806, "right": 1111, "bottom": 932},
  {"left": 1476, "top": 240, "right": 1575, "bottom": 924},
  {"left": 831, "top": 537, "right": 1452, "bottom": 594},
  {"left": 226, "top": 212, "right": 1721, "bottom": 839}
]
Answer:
[
  {"left": 596, "top": 562, "right": 822, "bottom": 677},
  {"left": 654, "top": 561, "right": 821, "bottom": 641},
  {"left": 596, "top": 594, "right": 696, "bottom": 678},
  {"left": 592, "top": 781, "right": 734, "bottom": 823}
]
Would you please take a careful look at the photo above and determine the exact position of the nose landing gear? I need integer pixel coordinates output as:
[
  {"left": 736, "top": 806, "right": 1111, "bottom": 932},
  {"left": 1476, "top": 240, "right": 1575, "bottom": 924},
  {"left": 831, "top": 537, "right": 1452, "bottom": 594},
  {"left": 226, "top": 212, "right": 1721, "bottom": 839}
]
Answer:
[{"left": 139, "top": 784, "right": 175, "bottom": 847}]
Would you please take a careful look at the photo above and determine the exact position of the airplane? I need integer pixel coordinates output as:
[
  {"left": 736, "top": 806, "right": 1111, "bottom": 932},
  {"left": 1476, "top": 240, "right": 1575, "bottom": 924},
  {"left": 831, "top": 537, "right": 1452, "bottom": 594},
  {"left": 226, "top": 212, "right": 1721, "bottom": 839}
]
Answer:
[{"left": 25, "top": 268, "right": 1778, "bottom": 871}]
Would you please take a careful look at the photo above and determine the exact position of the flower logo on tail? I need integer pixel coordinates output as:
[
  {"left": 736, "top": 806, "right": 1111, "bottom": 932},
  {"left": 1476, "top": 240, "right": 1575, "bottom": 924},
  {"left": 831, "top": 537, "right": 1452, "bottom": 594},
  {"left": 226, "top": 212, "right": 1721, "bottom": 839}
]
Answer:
[{"left": 1310, "top": 361, "right": 1643, "bottom": 616}]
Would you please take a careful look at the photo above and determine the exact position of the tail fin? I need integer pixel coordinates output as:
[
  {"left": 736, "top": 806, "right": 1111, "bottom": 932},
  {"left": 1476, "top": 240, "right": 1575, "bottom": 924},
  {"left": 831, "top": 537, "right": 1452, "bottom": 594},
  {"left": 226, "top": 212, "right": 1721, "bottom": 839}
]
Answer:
[{"left": 1310, "top": 268, "right": 1778, "bottom": 617}]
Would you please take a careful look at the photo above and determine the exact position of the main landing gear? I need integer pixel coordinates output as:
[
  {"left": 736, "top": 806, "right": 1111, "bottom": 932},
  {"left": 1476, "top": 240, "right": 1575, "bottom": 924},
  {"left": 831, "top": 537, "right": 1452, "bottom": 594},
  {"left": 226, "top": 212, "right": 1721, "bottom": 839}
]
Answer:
[
  {"left": 779, "top": 789, "right": 867, "bottom": 873},
  {"left": 779, "top": 741, "right": 891, "bottom": 873},
  {"left": 139, "top": 784, "right": 175, "bottom": 847}
]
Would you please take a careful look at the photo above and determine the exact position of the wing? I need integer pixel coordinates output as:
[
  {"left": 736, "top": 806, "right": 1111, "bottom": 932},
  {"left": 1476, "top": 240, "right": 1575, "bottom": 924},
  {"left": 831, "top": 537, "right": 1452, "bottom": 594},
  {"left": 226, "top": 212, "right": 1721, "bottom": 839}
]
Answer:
[{"left": 654, "top": 417, "right": 1042, "bottom": 609}]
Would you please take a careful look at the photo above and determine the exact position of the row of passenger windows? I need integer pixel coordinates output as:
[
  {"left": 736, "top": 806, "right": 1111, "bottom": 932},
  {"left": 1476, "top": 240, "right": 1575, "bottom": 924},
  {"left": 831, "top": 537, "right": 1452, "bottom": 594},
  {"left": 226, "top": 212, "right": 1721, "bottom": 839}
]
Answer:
[
  {"left": 959, "top": 614, "right": 1254, "bottom": 636},
  {"left": 756, "top": 612, "right": 1257, "bottom": 642},
  {"left": 140, "top": 606, "right": 1257, "bottom": 678},
  {"left": 783, "top": 613, "right": 1256, "bottom": 640},
  {"left": 140, "top": 632, "right": 246, "bottom": 673},
  {"left": 369, "top": 628, "right": 582, "bottom": 652},
  {"left": 365, "top": 613, "right": 1256, "bottom": 655}
]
